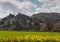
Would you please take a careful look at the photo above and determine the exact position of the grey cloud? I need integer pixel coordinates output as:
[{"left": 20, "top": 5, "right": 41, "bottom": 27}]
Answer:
[{"left": 0, "top": 2, "right": 20, "bottom": 13}]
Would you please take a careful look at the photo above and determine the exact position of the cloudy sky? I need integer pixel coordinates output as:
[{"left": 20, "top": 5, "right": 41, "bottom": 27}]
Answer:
[{"left": 0, "top": 0, "right": 60, "bottom": 18}]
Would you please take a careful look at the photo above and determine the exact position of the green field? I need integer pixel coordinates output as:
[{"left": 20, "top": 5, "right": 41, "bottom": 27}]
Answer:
[{"left": 0, "top": 31, "right": 60, "bottom": 42}]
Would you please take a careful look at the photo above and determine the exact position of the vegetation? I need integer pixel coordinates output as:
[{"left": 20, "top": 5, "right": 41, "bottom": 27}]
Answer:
[
  {"left": 0, "top": 31, "right": 60, "bottom": 42},
  {"left": 0, "top": 13, "right": 60, "bottom": 31},
  {"left": 0, "top": 12, "right": 60, "bottom": 42}
]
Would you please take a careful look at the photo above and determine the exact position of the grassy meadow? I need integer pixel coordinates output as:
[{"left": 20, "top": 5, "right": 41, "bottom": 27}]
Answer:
[{"left": 0, "top": 31, "right": 60, "bottom": 42}]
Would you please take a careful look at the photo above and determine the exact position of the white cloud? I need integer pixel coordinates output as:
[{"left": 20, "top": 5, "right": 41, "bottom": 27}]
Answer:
[
  {"left": 0, "top": 0, "right": 37, "bottom": 18},
  {"left": 35, "top": 8, "right": 50, "bottom": 14},
  {"left": 18, "top": 0, "right": 37, "bottom": 16},
  {"left": 0, "top": 0, "right": 60, "bottom": 18},
  {"left": 50, "top": 6, "right": 60, "bottom": 12},
  {"left": 35, "top": 0, "right": 60, "bottom": 14}
]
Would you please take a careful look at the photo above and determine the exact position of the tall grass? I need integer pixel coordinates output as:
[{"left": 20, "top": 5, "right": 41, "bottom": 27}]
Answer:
[{"left": 0, "top": 31, "right": 60, "bottom": 42}]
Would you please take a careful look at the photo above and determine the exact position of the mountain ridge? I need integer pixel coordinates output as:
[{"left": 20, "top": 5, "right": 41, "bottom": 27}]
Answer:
[{"left": 0, "top": 12, "right": 60, "bottom": 31}]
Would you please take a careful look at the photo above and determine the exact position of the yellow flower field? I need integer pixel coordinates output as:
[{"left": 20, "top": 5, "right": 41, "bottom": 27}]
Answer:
[{"left": 0, "top": 31, "right": 60, "bottom": 42}]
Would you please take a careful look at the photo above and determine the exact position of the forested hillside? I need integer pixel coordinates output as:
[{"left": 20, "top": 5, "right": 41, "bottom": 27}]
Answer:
[
  {"left": 32, "top": 13, "right": 60, "bottom": 31},
  {"left": 0, "top": 12, "right": 60, "bottom": 31}
]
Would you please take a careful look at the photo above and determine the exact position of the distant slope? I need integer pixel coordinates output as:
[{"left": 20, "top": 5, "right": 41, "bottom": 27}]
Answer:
[{"left": 32, "top": 13, "right": 60, "bottom": 23}]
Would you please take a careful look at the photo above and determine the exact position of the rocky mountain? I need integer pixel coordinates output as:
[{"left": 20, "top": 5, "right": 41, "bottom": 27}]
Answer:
[
  {"left": 0, "top": 12, "right": 60, "bottom": 31},
  {"left": 0, "top": 13, "right": 40, "bottom": 31}
]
